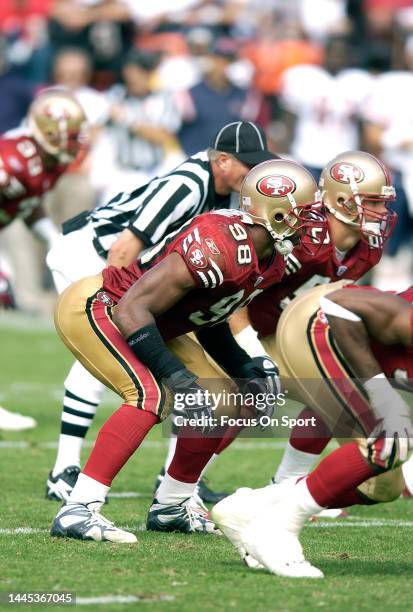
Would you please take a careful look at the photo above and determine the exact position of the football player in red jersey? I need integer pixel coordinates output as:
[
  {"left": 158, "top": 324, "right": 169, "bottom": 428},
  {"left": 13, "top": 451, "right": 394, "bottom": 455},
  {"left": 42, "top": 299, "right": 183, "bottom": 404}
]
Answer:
[
  {"left": 0, "top": 88, "right": 87, "bottom": 233},
  {"left": 49, "top": 159, "right": 326, "bottom": 543},
  {"left": 212, "top": 283, "right": 413, "bottom": 578},
  {"left": 0, "top": 87, "right": 87, "bottom": 431},
  {"left": 208, "top": 151, "right": 398, "bottom": 501}
]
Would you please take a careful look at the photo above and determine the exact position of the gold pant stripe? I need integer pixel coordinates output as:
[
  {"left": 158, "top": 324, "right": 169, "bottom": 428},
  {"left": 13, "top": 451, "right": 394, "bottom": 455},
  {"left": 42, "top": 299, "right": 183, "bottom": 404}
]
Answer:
[
  {"left": 85, "top": 293, "right": 145, "bottom": 406},
  {"left": 307, "top": 311, "right": 375, "bottom": 436}
]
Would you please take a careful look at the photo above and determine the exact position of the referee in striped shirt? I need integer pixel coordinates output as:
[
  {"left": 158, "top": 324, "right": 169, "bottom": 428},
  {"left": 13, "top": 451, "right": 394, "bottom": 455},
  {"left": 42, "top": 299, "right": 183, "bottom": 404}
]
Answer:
[
  {"left": 46, "top": 120, "right": 277, "bottom": 504},
  {"left": 94, "top": 121, "right": 278, "bottom": 268}
]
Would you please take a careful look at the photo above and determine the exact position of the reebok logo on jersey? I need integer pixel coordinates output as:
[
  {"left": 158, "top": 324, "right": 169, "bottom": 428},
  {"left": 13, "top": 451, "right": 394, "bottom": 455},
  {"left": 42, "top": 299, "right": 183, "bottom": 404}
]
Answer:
[{"left": 205, "top": 238, "right": 220, "bottom": 255}]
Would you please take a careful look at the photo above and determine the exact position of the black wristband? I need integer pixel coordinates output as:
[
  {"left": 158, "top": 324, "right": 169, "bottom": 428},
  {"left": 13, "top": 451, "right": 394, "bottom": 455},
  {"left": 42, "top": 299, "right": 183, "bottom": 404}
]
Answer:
[
  {"left": 127, "top": 323, "right": 184, "bottom": 380},
  {"left": 196, "top": 322, "right": 252, "bottom": 379}
]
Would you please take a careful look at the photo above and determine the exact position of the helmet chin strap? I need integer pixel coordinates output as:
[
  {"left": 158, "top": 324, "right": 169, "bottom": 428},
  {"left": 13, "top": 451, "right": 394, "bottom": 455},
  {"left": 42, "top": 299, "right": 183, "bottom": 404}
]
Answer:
[
  {"left": 324, "top": 202, "right": 359, "bottom": 227},
  {"left": 274, "top": 239, "right": 294, "bottom": 256}
]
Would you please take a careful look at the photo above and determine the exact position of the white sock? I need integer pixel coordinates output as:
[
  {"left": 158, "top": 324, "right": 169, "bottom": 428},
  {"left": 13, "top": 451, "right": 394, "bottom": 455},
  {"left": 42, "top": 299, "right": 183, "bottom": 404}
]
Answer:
[
  {"left": 199, "top": 453, "right": 218, "bottom": 480},
  {"left": 294, "top": 478, "right": 324, "bottom": 515},
  {"left": 156, "top": 473, "right": 196, "bottom": 505},
  {"left": 163, "top": 435, "right": 177, "bottom": 472},
  {"left": 68, "top": 473, "right": 110, "bottom": 505},
  {"left": 402, "top": 455, "right": 413, "bottom": 494},
  {"left": 273, "top": 442, "right": 319, "bottom": 483},
  {"left": 53, "top": 434, "right": 83, "bottom": 476},
  {"left": 277, "top": 479, "right": 324, "bottom": 536}
]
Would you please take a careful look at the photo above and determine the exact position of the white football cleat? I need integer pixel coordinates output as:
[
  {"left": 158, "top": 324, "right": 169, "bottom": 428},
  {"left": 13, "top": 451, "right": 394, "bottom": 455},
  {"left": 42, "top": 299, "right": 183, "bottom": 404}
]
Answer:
[
  {"left": 242, "top": 517, "right": 324, "bottom": 578},
  {"left": 211, "top": 488, "right": 264, "bottom": 568},
  {"left": 213, "top": 482, "right": 324, "bottom": 578},
  {"left": 0, "top": 406, "right": 37, "bottom": 431},
  {"left": 51, "top": 502, "right": 137, "bottom": 543}
]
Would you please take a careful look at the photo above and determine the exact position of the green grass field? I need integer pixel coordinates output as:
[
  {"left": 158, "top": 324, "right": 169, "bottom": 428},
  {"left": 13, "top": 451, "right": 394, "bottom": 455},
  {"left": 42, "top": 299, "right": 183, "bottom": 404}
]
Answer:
[{"left": 1, "top": 313, "right": 413, "bottom": 612}]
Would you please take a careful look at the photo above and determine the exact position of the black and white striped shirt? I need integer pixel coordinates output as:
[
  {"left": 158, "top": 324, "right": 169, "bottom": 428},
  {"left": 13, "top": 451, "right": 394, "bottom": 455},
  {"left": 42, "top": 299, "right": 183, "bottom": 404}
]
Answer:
[
  {"left": 90, "top": 151, "right": 231, "bottom": 257},
  {"left": 105, "top": 85, "right": 182, "bottom": 171}
]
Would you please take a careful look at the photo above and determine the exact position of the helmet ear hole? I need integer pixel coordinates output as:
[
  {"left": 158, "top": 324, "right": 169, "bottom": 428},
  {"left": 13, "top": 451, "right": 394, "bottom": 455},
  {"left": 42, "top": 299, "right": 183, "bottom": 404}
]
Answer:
[
  {"left": 274, "top": 212, "right": 284, "bottom": 221},
  {"left": 337, "top": 197, "right": 345, "bottom": 205}
]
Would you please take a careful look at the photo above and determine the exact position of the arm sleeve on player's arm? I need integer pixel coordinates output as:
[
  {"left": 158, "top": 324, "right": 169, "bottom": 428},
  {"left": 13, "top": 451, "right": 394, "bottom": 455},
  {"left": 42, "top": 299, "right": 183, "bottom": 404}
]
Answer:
[
  {"left": 127, "top": 176, "right": 199, "bottom": 246},
  {"left": 126, "top": 323, "right": 187, "bottom": 380},
  {"left": 196, "top": 322, "right": 252, "bottom": 379}
]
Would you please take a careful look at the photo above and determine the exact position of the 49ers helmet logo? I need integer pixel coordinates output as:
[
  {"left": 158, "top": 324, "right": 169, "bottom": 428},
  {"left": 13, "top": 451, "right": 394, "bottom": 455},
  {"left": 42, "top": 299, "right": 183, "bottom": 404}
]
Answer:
[
  {"left": 256, "top": 175, "right": 296, "bottom": 197},
  {"left": 330, "top": 162, "right": 364, "bottom": 184},
  {"left": 44, "top": 102, "right": 71, "bottom": 121}
]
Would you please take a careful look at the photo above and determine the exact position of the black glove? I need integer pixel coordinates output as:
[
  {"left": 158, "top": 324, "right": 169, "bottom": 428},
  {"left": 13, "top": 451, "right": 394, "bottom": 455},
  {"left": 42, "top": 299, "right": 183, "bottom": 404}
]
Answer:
[
  {"left": 163, "top": 369, "right": 215, "bottom": 434},
  {"left": 237, "top": 356, "right": 282, "bottom": 428}
]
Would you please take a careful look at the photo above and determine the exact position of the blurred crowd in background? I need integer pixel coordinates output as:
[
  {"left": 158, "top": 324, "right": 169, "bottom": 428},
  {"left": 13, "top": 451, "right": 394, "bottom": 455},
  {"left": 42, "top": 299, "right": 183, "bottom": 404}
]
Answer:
[{"left": 1, "top": 0, "right": 413, "bottom": 312}]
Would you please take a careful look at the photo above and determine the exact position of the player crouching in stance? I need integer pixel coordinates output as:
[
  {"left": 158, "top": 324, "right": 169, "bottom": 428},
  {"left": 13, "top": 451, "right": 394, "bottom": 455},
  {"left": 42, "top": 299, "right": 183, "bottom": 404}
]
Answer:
[
  {"left": 50, "top": 159, "right": 325, "bottom": 543},
  {"left": 212, "top": 283, "right": 413, "bottom": 577}
]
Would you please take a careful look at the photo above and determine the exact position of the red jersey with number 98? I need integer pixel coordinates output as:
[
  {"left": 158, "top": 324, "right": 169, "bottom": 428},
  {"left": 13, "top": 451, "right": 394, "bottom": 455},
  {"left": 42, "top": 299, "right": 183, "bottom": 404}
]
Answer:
[
  {"left": 102, "top": 210, "right": 286, "bottom": 340},
  {"left": 248, "top": 220, "right": 384, "bottom": 338}
]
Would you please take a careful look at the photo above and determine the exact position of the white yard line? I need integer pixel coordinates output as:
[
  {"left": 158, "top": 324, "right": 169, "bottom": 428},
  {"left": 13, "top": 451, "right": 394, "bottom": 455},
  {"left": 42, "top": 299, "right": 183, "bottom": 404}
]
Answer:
[
  {"left": 76, "top": 595, "right": 175, "bottom": 605},
  {"left": 0, "top": 439, "right": 288, "bottom": 450},
  {"left": 110, "top": 492, "right": 147, "bottom": 498},
  {"left": 0, "top": 528, "right": 48, "bottom": 535},
  {"left": 1, "top": 517, "right": 413, "bottom": 536},
  {"left": 310, "top": 519, "right": 413, "bottom": 528}
]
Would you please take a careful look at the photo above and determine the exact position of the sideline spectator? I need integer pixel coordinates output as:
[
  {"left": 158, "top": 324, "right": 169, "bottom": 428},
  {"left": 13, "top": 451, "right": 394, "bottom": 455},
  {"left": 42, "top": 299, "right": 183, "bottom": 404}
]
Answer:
[
  {"left": 178, "top": 38, "right": 259, "bottom": 156},
  {"left": 44, "top": 47, "right": 109, "bottom": 225},
  {"left": 280, "top": 35, "right": 374, "bottom": 181},
  {"left": 48, "top": 0, "right": 135, "bottom": 87}
]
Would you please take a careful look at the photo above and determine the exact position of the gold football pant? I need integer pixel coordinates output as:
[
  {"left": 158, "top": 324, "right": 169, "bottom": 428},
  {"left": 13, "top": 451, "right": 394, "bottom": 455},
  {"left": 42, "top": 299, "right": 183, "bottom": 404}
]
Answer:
[
  {"left": 261, "top": 282, "right": 405, "bottom": 503},
  {"left": 55, "top": 274, "right": 238, "bottom": 421}
]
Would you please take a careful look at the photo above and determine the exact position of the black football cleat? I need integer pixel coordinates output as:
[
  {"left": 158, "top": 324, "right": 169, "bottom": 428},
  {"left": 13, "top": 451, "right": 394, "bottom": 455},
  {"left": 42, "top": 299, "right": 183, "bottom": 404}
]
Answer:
[
  {"left": 46, "top": 466, "right": 80, "bottom": 501},
  {"left": 195, "top": 477, "right": 229, "bottom": 504},
  {"left": 154, "top": 466, "right": 229, "bottom": 505}
]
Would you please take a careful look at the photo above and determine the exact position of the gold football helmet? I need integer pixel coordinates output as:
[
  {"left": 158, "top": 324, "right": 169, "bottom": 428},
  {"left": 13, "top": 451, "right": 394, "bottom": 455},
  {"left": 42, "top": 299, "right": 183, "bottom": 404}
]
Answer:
[
  {"left": 320, "top": 151, "right": 396, "bottom": 245},
  {"left": 240, "top": 159, "right": 324, "bottom": 254},
  {"left": 28, "top": 89, "right": 88, "bottom": 163}
]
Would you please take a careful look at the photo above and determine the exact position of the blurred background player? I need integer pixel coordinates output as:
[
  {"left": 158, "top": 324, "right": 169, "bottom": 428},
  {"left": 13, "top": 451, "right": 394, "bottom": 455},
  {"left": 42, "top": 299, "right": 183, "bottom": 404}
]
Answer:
[
  {"left": 0, "top": 87, "right": 87, "bottom": 431},
  {"left": 45, "top": 121, "right": 277, "bottom": 502}
]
